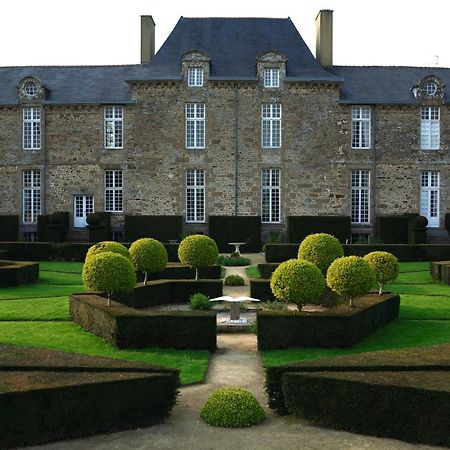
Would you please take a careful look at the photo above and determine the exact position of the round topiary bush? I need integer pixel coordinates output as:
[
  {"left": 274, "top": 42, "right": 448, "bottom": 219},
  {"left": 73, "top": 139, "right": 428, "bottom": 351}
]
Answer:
[
  {"left": 129, "top": 238, "right": 168, "bottom": 285},
  {"left": 200, "top": 387, "right": 265, "bottom": 428},
  {"left": 224, "top": 274, "right": 245, "bottom": 286},
  {"left": 85, "top": 241, "right": 130, "bottom": 262},
  {"left": 178, "top": 235, "right": 219, "bottom": 280},
  {"left": 326, "top": 256, "right": 376, "bottom": 307},
  {"left": 82, "top": 251, "right": 136, "bottom": 306},
  {"left": 270, "top": 259, "right": 325, "bottom": 310},
  {"left": 298, "top": 233, "right": 344, "bottom": 275},
  {"left": 189, "top": 293, "right": 212, "bottom": 310},
  {"left": 363, "top": 251, "right": 399, "bottom": 294}
]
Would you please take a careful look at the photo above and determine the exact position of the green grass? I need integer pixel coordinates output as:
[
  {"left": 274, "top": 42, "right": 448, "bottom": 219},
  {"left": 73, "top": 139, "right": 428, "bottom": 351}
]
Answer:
[
  {"left": 245, "top": 265, "right": 260, "bottom": 278},
  {"left": 0, "top": 284, "right": 84, "bottom": 300},
  {"left": 398, "top": 262, "right": 429, "bottom": 273},
  {"left": 399, "top": 294, "right": 450, "bottom": 320},
  {"left": 0, "top": 297, "right": 70, "bottom": 321},
  {"left": 38, "top": 261, "right": 84, "bottom": 273}
]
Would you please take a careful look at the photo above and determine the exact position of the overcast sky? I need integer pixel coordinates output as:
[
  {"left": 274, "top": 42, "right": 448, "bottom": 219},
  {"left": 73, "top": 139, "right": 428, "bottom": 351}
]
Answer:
[{"left": 2, "top": 0, "right": 449, "bottom": 68}]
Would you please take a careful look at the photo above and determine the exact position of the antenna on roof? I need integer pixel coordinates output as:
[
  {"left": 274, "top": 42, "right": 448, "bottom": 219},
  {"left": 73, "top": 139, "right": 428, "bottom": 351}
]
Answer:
[{"left": 435, "top": 55, "right": 439, "bottom": 67}]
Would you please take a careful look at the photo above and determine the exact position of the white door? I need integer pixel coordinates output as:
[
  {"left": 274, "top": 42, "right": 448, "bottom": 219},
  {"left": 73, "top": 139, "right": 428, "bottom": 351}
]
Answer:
[
  {"left": 74, "top": 195, "right": 94, "bottom": 228},
  {"left": 420, "top": 171, "right": 439, "bottom": 228}
]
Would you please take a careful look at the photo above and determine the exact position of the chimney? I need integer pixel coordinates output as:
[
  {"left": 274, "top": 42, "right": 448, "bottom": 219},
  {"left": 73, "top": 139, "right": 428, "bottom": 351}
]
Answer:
[
  {"left": 315, "top": 10, "right": 333, "bottom": 67},
  {"left": 141, "top": 15, "right": 155, "bottom": 64}
]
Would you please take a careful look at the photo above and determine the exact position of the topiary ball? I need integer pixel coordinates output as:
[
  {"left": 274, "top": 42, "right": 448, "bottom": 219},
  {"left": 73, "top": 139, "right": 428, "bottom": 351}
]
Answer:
[
  {"left": 200, "top": 387, "right": 265, "bottom": 428},
  {"left": 82, "top": 251, "right": 136, "bottom": 305},
  {"left": 363, "top": 251, "right": 399, "bottom": 294},
  {"left": 189, "top": 293, "right": 212, "bottom": 310},
  {"left": 224, "top": 274, "right": 245, "bottom": 286},
  {"left": 298, "top": 233, "right": 344, "bottom": 274},
  {"left": 129, "top": 238, "right": 168, "bottom": 280},
  {"left": 178, "top": 235, "right": 219, "bottom": 270},
  {"left": 270, "top": 259, "right": 325, "bottom": 309},
  {"left": 326, "top": 256, "right": 376, "bottom": 306},
  {"left": 85, "top": 241, "right": 130, "bottom": 262}
]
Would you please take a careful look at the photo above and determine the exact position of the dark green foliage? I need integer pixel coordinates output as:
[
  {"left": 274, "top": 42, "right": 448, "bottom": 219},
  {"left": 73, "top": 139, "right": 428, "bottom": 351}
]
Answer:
[
  {"left": 376, "top": 215, "right": 418, "bottom": 244},
  {"left": 85, "top": 241, "right": 130, "bottom": 261},
  {"left": 257, "top": 263, "right": 279, "bottom": 279},
  {"left": 250, "top": 278, "right": 276, "bottom": 302},
  {"left": 129, "top": 238, "right": 168, "bottom": 284},
  {"left": 287, "top": 216, "right": 351, "bottom": 244},
  {"left": 178, "top": 235, "right": 219, "bottom": 278},
  {"left": 87, "top": 212, "right": 112, "bottom": 242},
  {"left": 257, "top": 294, "right": 400, "bottom": 350},
  {"left": 265, "top": 244, "right": 299, "bottom": 262},
  {"left": 446, "top": 213, "right": 450, "bottom": 235},
  {"left": 44, "top": 212, "right": 70, "bottom": 243},
  {"left": 224, "top": 274, "right": 245, "bottom": 286},
  {"left": 144, "top": 264, "right": 221, "bottom": 281},
  {"left": 364, "top": 251, "right": 399, "bottom": 294},
  {"left": 0, "top": 215, "right": 19, "bottom": 241},
  {"left": 200, "top": 387, "right": 265, "bottom": 427},
  {"left": 0, "top": 261, "right": 39, "bottom": 287},
  {"left": 217, "top": 255, "right": 251, "bottom": 266},
  {"left": 208, "top": 215, "right": 262, "bottom": 252},
  {"left": 124, "top": 215, "right": 183, "bottom": 243},
  {"left": 257, "top": 301, "right": 287, "bottom": 311},
  {"left": 189, "top": 293, "right": 212, "bottom": 310},
  {"left": 430, "top": 261, "right": 450, "bottom": 282},
  {"left": 164, "top": 243, "right": 180, "bottom": 262}
]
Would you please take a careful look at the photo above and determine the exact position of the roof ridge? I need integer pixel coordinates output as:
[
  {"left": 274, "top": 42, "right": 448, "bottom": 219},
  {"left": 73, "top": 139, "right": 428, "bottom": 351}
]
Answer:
[
  {"left": 0, "top": 64, "right": 146, "bottom": 70},
  {"left": 332, "top": 65, "right": 450, "bottom": 70}
]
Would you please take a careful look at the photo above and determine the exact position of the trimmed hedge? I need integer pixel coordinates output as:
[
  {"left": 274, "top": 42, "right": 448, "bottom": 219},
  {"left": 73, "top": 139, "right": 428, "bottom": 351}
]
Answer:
[
  {"left": 286, "top": 216, "right": 351, "bottom": 244},
  {"left": 430, "top": 261, "right": 450, "bottom": 284},
  {"left": 70, "top": 294, "right": 217, "bottom": 351},
  {"left": 124, "top": 215, "right": 183, "bottom": 243},
  {"left": 250, "top": 278, "right": 276, "bottom": 302},
  {"left": 144, "top": 264, "right": 222, "bottom": 282},
  {"left": 87, "top": 212, "right": 112, "bottom": 242},
  {"left": 208, "top": 216, "right": 262, "bottom": 252},
  {"left": 257, "top": 294, "right": 400, "bottom": 350},
  {"left": 376, "top": 215, "right": 415, "bottom": 244},
  {"left": 0, "top": 215, "right": 18, "bottom": 241},
  {"left": 0, "top": 260, "right": 39, "bottom": 287}
]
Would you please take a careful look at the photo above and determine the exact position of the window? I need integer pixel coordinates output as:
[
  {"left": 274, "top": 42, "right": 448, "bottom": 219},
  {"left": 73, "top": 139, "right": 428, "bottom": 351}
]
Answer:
[
  {"left": 24, "top": 81, "right": 38, "bottom": 97},
  {"left": 23, "top": 107, "right": 41, "bottom": 150},
  {"left": 420, "top": 107, "right": 440, "bottom": 150},
  {"left": 105, "top": 170, "right": 123, "bottom": 212},
  {"left": 263, "top": 68, "right": 280, "bottom": 88},
  {"left": 261, "top": 104, "right": 281, "bottom": 148},
  {"left": 22, "top": 231, "right": 38, "bottom": 242},
  {"left": 261, "top": 169, "right": 281, "bottom": 223},
  {"left": 104, "top": 106, "right": 123, "bottom": 149},
  {"left": 420, "top": 171, "right": 439, "bottom": 227},
  {"left": 186, "top": 169, "right": 205, "bottom": 222},
  {"left": 425, "top": 81, "right": 437, "bottom": 96},
  {"left": 185, "top": 103, "right": 205, "bottom": 149},
  {"left": 188, "top": 67, "right": 204, "bottom": 87},
  {"left": 351, "top": 170, "right": 370, "bottom": 223},
  {"left": 351, "top": 107, "right": 371, "bottom": 149},
  {"left": 23, "top": 170, "right": 41, "bottom": 223}
]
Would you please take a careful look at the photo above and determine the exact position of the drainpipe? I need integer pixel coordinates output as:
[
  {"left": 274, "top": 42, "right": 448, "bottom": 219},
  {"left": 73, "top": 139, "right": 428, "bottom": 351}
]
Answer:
[
  {"left": 234, "top": 85, "right": 240, "bottom": 215},
  {"left": 42, "top": 106, "right": 48, "bottom": 215},
  {"left": 371, "top": 106, "right": 377, "bottom": 238}
]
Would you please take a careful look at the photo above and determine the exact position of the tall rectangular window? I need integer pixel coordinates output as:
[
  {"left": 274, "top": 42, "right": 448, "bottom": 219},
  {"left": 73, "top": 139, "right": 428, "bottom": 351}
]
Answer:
[
  {"left": 188, "top": 67, "right": 204, "bottom": 87},
  {"left": 420, "top": 170, "right": 439, "bottom": 227},
  {"left": 186, "top": 169, "right": 205, "bottom": 222},
  {"left": 104, "top": 106, "right": 123, "bottom": 149},
  {"left": 23, "top": 107, "right": 41, "bottom": 150},
  {"left": 261, "top": 104, "right": 281, "bottom": 148},
  {"left": 351, "top": 106, "right": 371, "bottom": 149},
  {"left": 23, "top": 170, "right": 41, "bottom": 223},
  {"left": 351, "top": 170, "right": 370, "bottom": 223},
  {"left": 263, "top": 68, "right": 280, "bottom": 88},
  {"left": 261, "top": 168, "right": 281, "bottom": 223},
  {"left": 105, "top": 170, "right": 123, "bottom": 212},
  {"left": 420, "top": 107, "right": 440, "bottom": 150},
  {"left": 185, "top": 103, "right": 205, "bottom": 149}
]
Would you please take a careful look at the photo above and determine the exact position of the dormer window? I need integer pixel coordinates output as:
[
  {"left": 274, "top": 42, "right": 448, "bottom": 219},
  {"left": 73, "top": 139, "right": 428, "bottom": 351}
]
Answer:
[
  {"left": 188, "top": 67, "right": 204, "bottom": 87},
  {"left": 425, "top": 81, "right": 437, "bottom": 96},
  {"left": 17, "top": 76, "right": 45, "bottom": 103},
  {"left": 24, "top": 81, "right": 38, "bottom": 98},
  {"left": 264, "top": 68, "right": 280, "bottom": 88}
]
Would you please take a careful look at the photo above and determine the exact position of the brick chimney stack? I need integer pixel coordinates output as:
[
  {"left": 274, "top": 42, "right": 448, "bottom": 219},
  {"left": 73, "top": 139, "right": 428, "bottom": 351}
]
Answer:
[
  {"left": 141, "top": 16, "right": 155, "bottom": 64},
  {"left": 315, "top": 10, "right": 333, "bottom": 67}
]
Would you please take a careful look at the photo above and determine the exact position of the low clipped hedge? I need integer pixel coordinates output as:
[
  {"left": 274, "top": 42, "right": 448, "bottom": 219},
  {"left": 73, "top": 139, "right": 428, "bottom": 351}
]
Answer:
[
  {"left": 250, "top": 278, "right": 276, "bottom": 302},
  {"left": 0, "top": 215, "right": 19, "bottom": 241},
  {"left": 257, "top": 294, "right": 400, "bottom": 350},
  {"left": 286, "top": 216, "right": 351, "bottom": 244},
  {"left": 430, "top": 261, "right": 450, "bottom": 284},
  {"left": 124, "top": 215, "right": 183, "bottom": 243},
  {"left": 0, "top": 260, "right": 39, "bottom": 287},
  {"left": 144, "top": 264, "right": 222, "bottom": 282}
]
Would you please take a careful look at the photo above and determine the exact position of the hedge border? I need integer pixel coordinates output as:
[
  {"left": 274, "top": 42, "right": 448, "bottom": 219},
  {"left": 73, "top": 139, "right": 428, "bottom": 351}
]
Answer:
[
  {"left": 0, "top": 260, "right": 39, "bottom": 287},
  {"left": 286, "top": 216, "right": 351, "bottom": 244}
]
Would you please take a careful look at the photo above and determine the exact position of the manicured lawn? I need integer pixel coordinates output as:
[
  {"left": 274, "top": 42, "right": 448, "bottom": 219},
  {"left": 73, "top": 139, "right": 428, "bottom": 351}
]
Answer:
[
  {"left": 0, "top": 297, "right": 70, "bottom": 321},
  {"left": 245, "top": 265, "right": 260, "bottom": 278}
]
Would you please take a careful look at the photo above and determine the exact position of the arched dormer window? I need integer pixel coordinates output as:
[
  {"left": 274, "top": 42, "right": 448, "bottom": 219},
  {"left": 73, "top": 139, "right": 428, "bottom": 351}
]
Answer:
[
  {"left": 17, "top": 76, "right": 46, "bottom": 104},
  {"left": 257, "top": 51, "right": 287, "bottom": 89},
  {"left": 411, "top": 75, "right": 445, "bottom": 103},
  {"left": 181, "top": 50, "right": 210, "bottom": 87}
]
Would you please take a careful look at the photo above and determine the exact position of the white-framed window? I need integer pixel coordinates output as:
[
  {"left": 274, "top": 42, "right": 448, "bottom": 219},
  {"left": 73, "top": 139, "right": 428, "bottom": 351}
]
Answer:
[
  {"left": 351, "top": 170, "right": 370, "bottom": 223},
  {"left": 351, "top": 106, "right": 371, "bottom": 149},
  {"left": 261, "top": 104, "right": 281, "bottom": 148},
  {"left": 261, "top": 168, "right": 281, "bottom": 223},
  {"left": 105, "top": 170, "right": 123, "bottom": 212},
  {"left": 186, "top": 169, "right": 205, "bottom": 223},
  {"left": 185, "top": 103, "right": 205, "bottom": 149},
  {"left": 104, "top": 106, "right": 123, "bottom": 149},
  {"left": 188, "top": 67, "right": 204, "bottom": 87},
  {"left": 23, "top": 107, "right": 41, "bottom": 150},
  {"left": 420, "top": 107, "right": 440, "bottom": 150},
  {"left": 23, "top": 170, "right": 41, "bottom": 223},
  {"left": 425, "top": 81, "right": 437, "bottom": 96},
  {"left": 420, "top": 170, "right": 439, "bottom": 228},
  {"left": 263, "top": 68, "right": 280, "bottom": 88}
]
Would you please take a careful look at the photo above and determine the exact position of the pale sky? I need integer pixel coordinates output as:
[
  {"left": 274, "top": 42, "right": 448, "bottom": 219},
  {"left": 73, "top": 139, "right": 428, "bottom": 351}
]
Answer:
[{"left": 1, "top": 0, "right": 449, "bottom": 68}]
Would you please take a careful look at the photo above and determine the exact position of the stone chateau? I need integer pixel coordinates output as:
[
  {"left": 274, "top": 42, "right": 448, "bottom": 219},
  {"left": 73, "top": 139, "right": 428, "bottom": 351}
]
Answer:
[{"left": 0, "top": 11, "right": 448, "bottom": 242}]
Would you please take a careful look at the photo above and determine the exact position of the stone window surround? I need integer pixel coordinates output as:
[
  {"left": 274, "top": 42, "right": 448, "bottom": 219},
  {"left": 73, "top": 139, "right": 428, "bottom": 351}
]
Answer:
[
  {"left": 181, "top": 50, "right": 211, "bottom": 87},
  {"left": 420, "top": 106, "right": 440, "bottom": 150},
  {"left": 185, "top": 168, "right": 205, "bottom": 223},
  {"left": 23, "top": 107, "right": 41, "bottom": 150},
  {"left": 351, "top": 106, "right": 371, "bottom": 149},
  {"left": 261, "top": 168, "right": 281, "bottom": 223},
  {"left": 104, "top": 169, "right": 123, "bottom": 213},
  {"left": 257, "top": 51, "right": 287, "bottom": 89},
  {"left": 187, "top": 67, "right": 204, "bottom": 87},
  {"left": 17, "top": 76, "right": 46, "bottom": 104},
  {"left": 104, "top": 106, "right": 123, "bottom": 149},
  {"left": 22, "top": 169, "right": 41, "bottom": 224},
  {"left": 261, "top": 103, "right": 282, "bottom": 148},
  {"left": 420, "top": 170, "right": 440, "bottom": 228},
  {"left": 351, "top": 169, "right": 370, "bottom": 224},
  {"left": 185, "top": 103, "right": 205, "bottom": 149}
]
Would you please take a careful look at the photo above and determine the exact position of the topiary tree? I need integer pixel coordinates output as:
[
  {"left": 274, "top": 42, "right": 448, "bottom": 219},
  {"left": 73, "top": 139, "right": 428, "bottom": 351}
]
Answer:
[
  {"left": 178, "top": 234, "right": 219, "bottom": 280},
  {"left": 363, "top": 251, "right": 399, "bottom": 295},
  {"left": 326, "top": 256, "right": 376, "bottom": 307},
  {"left": 85, "top": 241, "right": 130, "bottom": 261},
  {"left": 270, "top": 258, "right": 325, "bottom": 310},
  {"left": 200, "top": 387, "right": 265, "bottom": 428},
  {"left": 298, "top": 233, "right": 344, "bottom": 275},
  {"left": 129, "top": 238, "right": 168, "bottom": 285},
  {"left": 82, "top": 251, "right": 136, "bottom": 307}
]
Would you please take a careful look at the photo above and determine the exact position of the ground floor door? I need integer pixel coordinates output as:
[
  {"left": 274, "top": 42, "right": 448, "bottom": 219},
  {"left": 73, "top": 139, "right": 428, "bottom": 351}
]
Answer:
[
  {"left": 420, "top": 171, "right": 439, "bottom": 227},
  {"left": 74, "top": 195, "right": 94, "bottom": 228}
]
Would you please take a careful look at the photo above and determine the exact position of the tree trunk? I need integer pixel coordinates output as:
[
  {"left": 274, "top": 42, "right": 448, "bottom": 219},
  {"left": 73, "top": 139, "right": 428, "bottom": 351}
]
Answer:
[
  {"left": 349, "top": 297, "right": 353, "bottom": 307},
  {"left": 195, "top": 268, "right": 199, "bottom": 280},
  {"left": 107, "top": 294, "right": 111, "bottom": 307},
  {"left": 378, "top": 283, "right": 383, "bottom": 295},
  {"left": 144, "top": 272, "right": 148, "bottom": 285}
]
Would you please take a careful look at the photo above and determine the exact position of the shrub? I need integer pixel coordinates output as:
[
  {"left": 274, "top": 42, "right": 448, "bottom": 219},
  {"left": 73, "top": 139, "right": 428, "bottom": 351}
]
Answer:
[
  {"left": 82, "top": 251, "right": 136, "bottom": 306},
  {"left": 363, "top": 251, "right": 399, "bottom": 294},
  {"left": 189, "top": 293, "right": 212, "bottom": 310},
  {"left": 129, "top": 238, "right": 168, "bottom": 284},
  {"left": 326, "top": 256, "right": 376, "bottom": 307},
  {"left": 298, "top": 233, "right": 344, "bottom": 274},
  {"left": 257, "top": 301, "right": 287, "bottom": 311},
  {"left": 85, "top": 241, "right": 130, "bottom": 262},
  {"left": 178, "top": 235, "right": 219, "bottom": 280},
  {"left": 224, "top": 274, "right": 245, "bottom": 286},
  {"left": 218, "top": 255, "right": 251, "bottom": 266},
  {"left": 270, "top": 259, "right": 325, "bottom": 310},
  {"left": 200, "top": 387, "right": 265, "bottom": 427}
]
